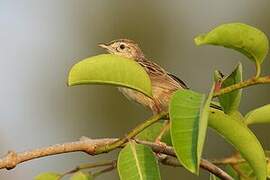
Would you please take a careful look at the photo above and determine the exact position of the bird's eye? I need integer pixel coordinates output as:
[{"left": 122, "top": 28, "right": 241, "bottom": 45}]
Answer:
[{"left": 119, "top": 44, "right": 125, "bottom": 50}]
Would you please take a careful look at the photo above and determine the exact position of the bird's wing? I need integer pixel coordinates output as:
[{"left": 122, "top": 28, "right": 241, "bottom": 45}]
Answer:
[
  {"left": 167, "top": 73, "right": 189, "bottom": 89},
  {"left": 137, "top": 58, "right": 166, "bottom": 76},
  {"left": 137, "top": 58, "right": 188, "bottom": 89}
]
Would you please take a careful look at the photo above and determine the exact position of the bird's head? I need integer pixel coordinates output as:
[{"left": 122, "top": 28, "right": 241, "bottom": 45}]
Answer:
[{"left": 98, "top": 39, "right": 144, "bottom": 60}]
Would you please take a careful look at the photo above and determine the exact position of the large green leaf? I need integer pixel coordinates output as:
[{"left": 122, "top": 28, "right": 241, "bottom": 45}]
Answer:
[
  {"left": 208, "top": 109, "right": 267, "bottom": 180},
  {"left": 117, "top": 141, "right": 161, "bottom": 180},
  {"left": 216, "top": 63, "right": 243, "bottom": 114},
  {"left": 195, "top": 23, "right": 269, "bottom": 65},
  {"left": 68, "top": 54, "right": 152, "bottom": 97},
  {"left": 136, "top": 121, "right": 172, "bottom": 145},
  {"left": 245, "top": 104, "right": 270, "bottom": 125},
  {"left": 34, "top": 172, "right": 61, "bottom": 180},
  {"left": 169, "top": 87, "right": 213, "bottom": 174}
]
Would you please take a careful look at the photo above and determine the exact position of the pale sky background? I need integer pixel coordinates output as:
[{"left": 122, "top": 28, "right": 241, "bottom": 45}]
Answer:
[{"left": 0, "top": 0, "right": 270, "bottom": 179}]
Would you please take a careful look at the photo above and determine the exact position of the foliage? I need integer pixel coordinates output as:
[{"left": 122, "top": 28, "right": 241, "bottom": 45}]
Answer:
[
  {"left": 33, "top": 22, "right": 270, "bottom": 179},
  {"left": 68, "top": 54, "right": 152, "bottom": 97},
  {"left": 117, "top": 141, "right": 161, "bottom": 180}
]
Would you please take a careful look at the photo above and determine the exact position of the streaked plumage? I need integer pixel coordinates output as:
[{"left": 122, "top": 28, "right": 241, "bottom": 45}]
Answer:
[{"left": 99, "top": 39, "right": 188, "bottom": 114}]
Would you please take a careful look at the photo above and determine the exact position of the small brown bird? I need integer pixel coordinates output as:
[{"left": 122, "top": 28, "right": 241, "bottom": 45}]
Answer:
[{"left": 99, "top": 39, "right": 188, "bottom": 114}]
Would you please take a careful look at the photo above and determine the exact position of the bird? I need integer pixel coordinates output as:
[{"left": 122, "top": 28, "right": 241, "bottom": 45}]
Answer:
[{"left": 98, "top": 39, "right": 188, "bottom": 114}]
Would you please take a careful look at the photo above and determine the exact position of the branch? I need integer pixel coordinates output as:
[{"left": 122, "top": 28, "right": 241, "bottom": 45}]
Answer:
[
  {"left": 135, "top": 140, "right": 233, "bottom": 180},
  {"left": 159, "top": 156, "right": 233, "bottom": 180},
  {"left": 213, "top": 75, "right": 270, "bottom": 97},
  {"left": 0, "top": 112, "right": 167, "bottom": 170},
  {"left": 0, "top": 138, "right": 118, "bottom": 170},
  {"left": 0, "top": 137, "right": 233, "bottom": 180},
  {"left": 92, "top": 162, "right": 117, "bottom": 178},
  {"left": 94, "top": 112, "right": 167, "bottom": 154}
]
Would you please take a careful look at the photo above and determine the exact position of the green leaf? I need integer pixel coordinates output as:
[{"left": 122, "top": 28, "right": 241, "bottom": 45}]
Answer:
[
  {"left": 208, "top": 109, "right": 267, "bottom": 180},
  {"left": 34, "top": 172, "right": 61, "bottom": 180},
  {"left": 169, "top": 87, "right": 214, "bottom": 174},
  {"left": 245, "top": 104, "right": 270, "bottom": 125},
  {"left": 117, "top": 141, "right": 161, "bottom": 180},
  {"left": 195, "top": 23, "right": 269, "bottom": 65},
  {"left": 68, "top": 54, "right": 152, "bottom": 97},
  {"left": 70, "top": 171, "right": 93, "bottom": 180},
  {"left": 136, "top": 121, "right": 172, "bottom": 145},
  {"left": 217, "top": 63, "right": 243, "bottom": 114}
]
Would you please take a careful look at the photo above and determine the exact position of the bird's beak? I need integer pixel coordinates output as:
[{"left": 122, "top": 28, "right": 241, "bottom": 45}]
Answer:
[
  {"left": 98, "top": 43, "right": 109, "bottom": 50},
  {"left": 98, "top": 43, "right": 114, "bottom": 53}
]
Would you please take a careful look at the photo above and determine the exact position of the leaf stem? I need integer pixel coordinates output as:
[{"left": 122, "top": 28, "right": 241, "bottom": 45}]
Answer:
[
  {"left": 213, "top": 75, "right": 270, "bottom": 97},
  {"left": 255, "top": 61, "right": 262, "bottom": 78},
  {"left": 94, "top": 112, "right": 168, "bottom": 154}
]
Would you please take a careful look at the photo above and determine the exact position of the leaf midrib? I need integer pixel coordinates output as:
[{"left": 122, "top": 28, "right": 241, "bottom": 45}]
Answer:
[{"left": 130, "top": 142, "right": 143, "bottom": 180}]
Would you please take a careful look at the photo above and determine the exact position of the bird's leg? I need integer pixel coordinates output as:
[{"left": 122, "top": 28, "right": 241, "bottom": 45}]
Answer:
[
  {"left": 154, "top": 120, "right": 170, "bottom": 146},
  {"left": 154, "top": 120, "right": 170, "bottom": 159}
]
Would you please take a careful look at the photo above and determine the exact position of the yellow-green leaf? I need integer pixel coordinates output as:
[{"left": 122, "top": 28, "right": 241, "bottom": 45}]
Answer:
[
  {"left": 117, "top": 141, "right": 161, "bottom": 180},
  {"left": 34, "top": 172, "right": 61, "bottom": 180},
  {"left": 245, "top": 104, "right": 270, "bottom": 125},
  {"left": 195, "top": 23, "right": 269, "bottom": 65},
  {"left": 68, "top": 54, "right": 152, "bottom": 97},
  {"left": 209, "top": 109, "right": 267, "bottom": 180},
  {"left": 169, "top": 87, "right": 213, "bottom": 174}
]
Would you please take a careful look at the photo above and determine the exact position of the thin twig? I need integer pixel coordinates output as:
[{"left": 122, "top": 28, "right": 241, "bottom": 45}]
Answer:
[
  {"left": 94, "top": 112, "right": 167, "bottom": 154},
  {"left": 154, "top": 120, "right": 170, "bottom": 143},
  {"left": 92, "top": 161, "right": 117, "bottom": 178},
  {"left": 210, "top": 157, "right": 245, "bottom": 165},
  {"left": 136, "top": 140, "right": 233, "bottom": 180},
  {"left": 213, "top": 75, "right": 270, "bottom": 97},
  {"left": 159, "top": 156, "right": 233, "bottom": 180}
]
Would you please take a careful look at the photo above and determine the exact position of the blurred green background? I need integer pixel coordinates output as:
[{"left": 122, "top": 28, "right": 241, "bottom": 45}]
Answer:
[{"left": 0, "top": 0, "right": 270, "bottom": 179}]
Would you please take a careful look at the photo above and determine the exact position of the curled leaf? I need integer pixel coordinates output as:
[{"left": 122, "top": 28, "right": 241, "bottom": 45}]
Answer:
[
  {"left": 68, "top": 54, "right": 152, "bottom": 97},
  {"left": 209, "top": 109, "right": 267, "bottom": 180},
  {"left": 195, "top": 23, "right": 269, "bottom": 65}
]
